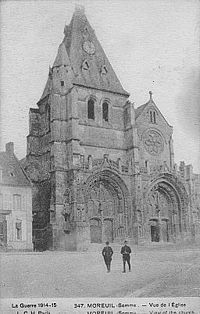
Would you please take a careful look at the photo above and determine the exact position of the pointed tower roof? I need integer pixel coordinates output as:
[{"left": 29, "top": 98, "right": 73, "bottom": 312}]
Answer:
[
  {"left": 39, "top": 6, "right": 129, "bottom": 101},
  {"left": 53, "top": 42, "right": 71, "bottom": 68},
  {"left": 63, "top": 6, "right": 129, "bottom": 96},
  {"left": 39, "top": 67, "right": 53, "bottom": 101}
]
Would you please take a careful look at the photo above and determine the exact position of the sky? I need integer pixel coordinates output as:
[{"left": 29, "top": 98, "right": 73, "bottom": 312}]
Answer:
[{"left": 1, "top": 0, "right": 200, "bottom": 172}]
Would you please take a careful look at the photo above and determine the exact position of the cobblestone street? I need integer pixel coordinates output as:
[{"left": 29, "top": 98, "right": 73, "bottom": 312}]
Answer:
[{"left": 1, "top": 243, "right": 200, "bottom": 298}]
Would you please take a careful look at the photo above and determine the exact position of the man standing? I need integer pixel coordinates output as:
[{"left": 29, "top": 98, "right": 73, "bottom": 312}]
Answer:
[
  {"left": 121, "top": 240, "right": 131, "bottom": 273},
  {"left": 102, "top": 241, "right": 113, "bottom": 272}
]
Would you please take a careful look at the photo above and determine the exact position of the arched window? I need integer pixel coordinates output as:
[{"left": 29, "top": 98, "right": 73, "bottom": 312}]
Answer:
[
  {"left": 150, "top": 111, "right": 153, "bottom": 123},
  {"left": 150, "top": 110, "right": 156, "bottom": 124},
  {"left": 102, "top": 101, "right": 109, "bottom": 122},
  {"left": 88, "top": 98, "right": 95, "bottom": 120},
  {"left": 16, "top": 220, "right": 22, "bottom": 240},
  {"left": 153, "top": 111, "right": 156, "bottom": 123}
]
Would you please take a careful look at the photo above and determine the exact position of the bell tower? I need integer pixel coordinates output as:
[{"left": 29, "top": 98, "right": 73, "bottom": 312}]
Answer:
[
  {"left": 26, "top": 6, "right": 137, "bottom": 251},
  {"left": 25, "top": 6, "right": 192, "bottom": 250}
]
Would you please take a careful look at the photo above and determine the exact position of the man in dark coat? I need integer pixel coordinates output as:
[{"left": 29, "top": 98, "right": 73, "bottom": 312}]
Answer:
[
  {"left": 102, "top": 241, "right": 113, "bottom": 272},
  {"left": 121, "top": 240, "right": 131, "bottom": 273}
]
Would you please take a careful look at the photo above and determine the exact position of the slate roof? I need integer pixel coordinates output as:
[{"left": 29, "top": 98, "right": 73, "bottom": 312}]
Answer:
[
  {"left": 40, "top": 76, "right": 52, "bottom": 101},
  {"left": 0, "top": 150, "right": 31, "bottom": 187},
  {"left": 39, "top": 6, "right": 129, "bottom": 102}
]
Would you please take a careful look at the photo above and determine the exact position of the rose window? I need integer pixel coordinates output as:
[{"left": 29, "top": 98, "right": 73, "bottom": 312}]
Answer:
[{"left": 143, "top": 130, "right": 164, "bottom": 155}]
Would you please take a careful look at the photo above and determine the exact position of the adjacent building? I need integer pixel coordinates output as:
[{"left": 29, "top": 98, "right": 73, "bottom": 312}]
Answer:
[
  {"left": 0, "top": 143, "right": 33, "bottom": 250},
  {"left": 23, "top": 6, "right": 200, "bottom": 251},
  {"left": 179, "top": 162, "right": 200, "bottom": 241}
]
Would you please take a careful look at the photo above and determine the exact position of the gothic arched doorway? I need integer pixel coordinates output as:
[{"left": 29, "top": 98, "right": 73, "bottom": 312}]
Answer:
[
  {"left": 90, "top": 218, "right": 102, "bottom": 243},
  {"left": 145, "top": 174, "right": 188, "bottom": 243},
  {"left": 85, "top": 170, "right": 130, "bottom": 243}
]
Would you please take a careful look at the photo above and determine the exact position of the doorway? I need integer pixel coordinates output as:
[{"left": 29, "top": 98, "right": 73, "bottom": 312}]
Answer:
[
  {"left": 103, "top": 219, "right": 113, "bottom": 243},
  {"left": 86, "top": 170, "right": 129, "bottom": 244},
  {"left": 161, "top": 220, "right": 169, "bottom": 242},
  {"left": 151, "top": 225, "right": 160, "bottom": 242},
  {"left": 90, "top": 219, "right": 102, "bottom": 243}
]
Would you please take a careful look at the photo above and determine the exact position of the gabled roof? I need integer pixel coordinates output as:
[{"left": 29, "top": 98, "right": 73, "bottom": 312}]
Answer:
[
  {"left": 53, "top": 42, "right": 71, "bottom": 68},
  {"left": 39, "top": 66, "right": 53, "bottom": 102},
  {"left": 39, "top": 6, "right": 129, "bottom": 101},
  {"left": 40, "top": 76, "right": 52, "bottom": 101},
  {"left": 0, "top": 149, "right": 31, "bottom": 187},
  {"left": 135, "top": 91, "right": 172, "bottom": 128}
]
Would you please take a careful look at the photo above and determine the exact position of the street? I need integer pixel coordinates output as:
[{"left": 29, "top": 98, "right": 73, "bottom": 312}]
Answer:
[{"left": 1, "top": 243, "right": 200, "bottom": 298}]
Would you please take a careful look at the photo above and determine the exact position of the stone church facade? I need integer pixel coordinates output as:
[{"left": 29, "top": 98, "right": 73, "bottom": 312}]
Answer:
[{"left": 24, "top": 7, "right": 199, "bottom": 250}]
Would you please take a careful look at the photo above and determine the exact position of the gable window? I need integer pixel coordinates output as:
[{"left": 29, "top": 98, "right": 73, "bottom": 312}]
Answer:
[
  {"left": 150, "top": 111, "right": 153, "bottom": 123},
  {"left": 13, "top": 194, "right": 21, "bottom": 210},
  {"left": 88, "top": 98, "right": 95, "bottom": 120},
  {"left": 150, "top": 110, "right": 156, "bottom": 124},
  {"left": 101, "top": 65, "right": 108, "bottom": 75},
  {"left": 102, "top": 101, "right": 109, "bottom": 122},
  {"left": 153, "top": 111, "right": 156, "bottom": 123},
  {"left": 82, "top": 60, "right": 89, "bottom": 70},
  {"left": 16, "top": 220, "right": 22, "bottom": 240}
]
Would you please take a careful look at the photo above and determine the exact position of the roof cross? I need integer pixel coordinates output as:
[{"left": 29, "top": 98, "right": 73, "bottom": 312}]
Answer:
[{"left": 149, "top": 91, "right": 153, "bottom": 101}]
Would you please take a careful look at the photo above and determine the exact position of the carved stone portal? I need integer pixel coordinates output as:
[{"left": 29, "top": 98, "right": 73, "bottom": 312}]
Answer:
[
  {"left": 85, "top": 170, "right": 129, "bottom": 243},
  {"left": 146, "top": 179, "right": 185, "bottom": 242}
]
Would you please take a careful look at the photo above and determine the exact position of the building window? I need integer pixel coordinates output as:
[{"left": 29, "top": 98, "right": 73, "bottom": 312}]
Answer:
[
  {"left": 88, "top": 98, "right": 95, "bottom": 120},
  {"left": 153, "top": 111, "right": 156, "bottom": 123},
  {"left": 0, "top": 222, "right": 3, "bottom": 237},
  {"left": 0, "top": 194, "right": 3, "bottom": 210},
  {"left": 150, "top": 110, "right": 156, "bottom": 123},
  {"left": 150, "top": 111, "right": 153, "bottom": 123},
  {"left": 16, "top": 221, "right": 22, "bottom": 240},
  {"left": 82, "top": 60, "right": 89, "bottom": 70},
  {"left": 101, "top": 65, "right": 108, "bottom": 75},
  {"left": 102, "top": 101, "right": 109, "bottom": 122},
  {"left": 13, "top": 194, "right": 21, "bottom": 210},
  {"left": 60, "top": 80, "right": 64, "bottom": 87}
]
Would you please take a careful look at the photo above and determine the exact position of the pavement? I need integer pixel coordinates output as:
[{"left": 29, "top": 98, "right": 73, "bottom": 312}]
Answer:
[{"left": 0, "top": 243, "right": 200, "bottom": 298}]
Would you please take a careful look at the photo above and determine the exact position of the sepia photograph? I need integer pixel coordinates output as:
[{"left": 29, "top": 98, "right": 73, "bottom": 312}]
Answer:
[{"left": 0, "top": 0, "right": 200, "bottom": 312}]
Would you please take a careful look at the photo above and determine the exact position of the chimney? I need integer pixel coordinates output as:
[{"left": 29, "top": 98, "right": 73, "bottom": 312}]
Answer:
[{"left": 6, "top": 142, "right": 14, "bottom": 155}]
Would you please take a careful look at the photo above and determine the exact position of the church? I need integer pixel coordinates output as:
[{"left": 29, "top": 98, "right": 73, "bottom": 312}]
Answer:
[{"left": 23, "top": 6, "right": 200, "bottom": 251}]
